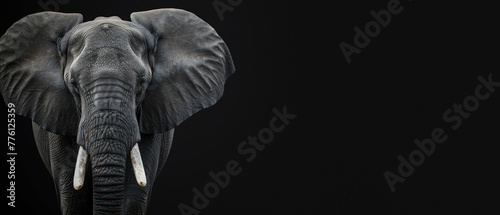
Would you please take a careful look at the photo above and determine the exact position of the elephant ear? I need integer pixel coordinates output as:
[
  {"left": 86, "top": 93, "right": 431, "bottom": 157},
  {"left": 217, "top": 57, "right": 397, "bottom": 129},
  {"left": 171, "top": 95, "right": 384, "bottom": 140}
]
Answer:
[
  {"left": 0, "top": 12, "right": 83, "bottom": 136},
  {"left": 131, "top": 9, "right": 235, "bottom": 134}
]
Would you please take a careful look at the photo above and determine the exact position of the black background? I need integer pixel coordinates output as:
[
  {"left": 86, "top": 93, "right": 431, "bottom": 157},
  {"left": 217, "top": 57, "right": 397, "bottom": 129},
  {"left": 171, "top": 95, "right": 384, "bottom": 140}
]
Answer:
[{"left": 2, "top": 0, "right": 499, "bottom": 214}]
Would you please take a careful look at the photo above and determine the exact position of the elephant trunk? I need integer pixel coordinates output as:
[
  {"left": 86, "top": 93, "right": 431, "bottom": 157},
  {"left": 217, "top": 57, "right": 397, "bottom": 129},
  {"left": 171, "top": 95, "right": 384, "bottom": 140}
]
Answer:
[
  {"left": 91, "top": 138, "right": 127, "bottom": 214},
  {"left": 78, "top": 108, "right": 141, "bottom": 214}
]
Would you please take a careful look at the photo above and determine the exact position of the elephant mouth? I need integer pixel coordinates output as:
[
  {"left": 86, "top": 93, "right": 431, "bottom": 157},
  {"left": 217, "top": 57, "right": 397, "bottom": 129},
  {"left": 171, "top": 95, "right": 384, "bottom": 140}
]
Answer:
[{"left": 73, "top": 144, "right": 147, "bottom": 190}]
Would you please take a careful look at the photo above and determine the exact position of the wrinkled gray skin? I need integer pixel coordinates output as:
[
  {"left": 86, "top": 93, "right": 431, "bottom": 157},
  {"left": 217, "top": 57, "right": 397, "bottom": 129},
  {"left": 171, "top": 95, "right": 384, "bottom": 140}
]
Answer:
[{"left": 0, "top": 9, "right": 234, "bottom": 215}]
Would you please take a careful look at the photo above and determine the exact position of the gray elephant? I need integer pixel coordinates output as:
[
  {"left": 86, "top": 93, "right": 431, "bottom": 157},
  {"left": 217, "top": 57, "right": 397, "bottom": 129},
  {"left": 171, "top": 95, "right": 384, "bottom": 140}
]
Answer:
[{"left": 0, "top": 8, "right": 235, "bottom": 214}]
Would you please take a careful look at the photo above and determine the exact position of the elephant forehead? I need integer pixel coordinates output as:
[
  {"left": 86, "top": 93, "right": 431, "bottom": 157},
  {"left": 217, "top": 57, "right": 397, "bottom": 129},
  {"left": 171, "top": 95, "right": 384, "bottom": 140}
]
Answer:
[
  {"left": 83, "top": 26, "right": 133, "bottom": 47},
  {"left": 67, "top": 22, "right": 149, "bottom": 66},
  {"left": 65, "top": 19, "right": 152, "bottom": 81},
  {"left": 94, "top": 16, "right": 122, "bottom": 21},
  {"left": 70, "top": 19, "right": 147, "bottom": 49}
]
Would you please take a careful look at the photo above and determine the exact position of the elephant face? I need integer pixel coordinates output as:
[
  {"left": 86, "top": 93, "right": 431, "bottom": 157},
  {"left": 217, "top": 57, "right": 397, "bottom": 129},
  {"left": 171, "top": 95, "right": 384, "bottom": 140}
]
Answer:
[
  {"left": 62, "top": 17, "right": 154, "bottom": 146},
  {"left": 0, "top": 9, "right": 234, "bottom": 214}
]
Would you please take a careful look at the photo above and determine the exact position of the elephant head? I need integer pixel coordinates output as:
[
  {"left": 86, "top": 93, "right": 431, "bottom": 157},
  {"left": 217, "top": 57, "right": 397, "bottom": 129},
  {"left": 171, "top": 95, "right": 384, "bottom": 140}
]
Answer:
[{"left": 0, "top": 9, "right": 234, "bottom": 214}]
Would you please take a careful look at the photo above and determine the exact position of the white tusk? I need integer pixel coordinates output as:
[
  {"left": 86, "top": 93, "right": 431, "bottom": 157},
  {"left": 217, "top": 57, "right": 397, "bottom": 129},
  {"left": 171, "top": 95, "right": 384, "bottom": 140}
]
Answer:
[
  {"left": 131, "top": 143, "right": 147, "bottom": 187},
  {"left": 73, "top": 146, "right": 88, "bottom": 190}
]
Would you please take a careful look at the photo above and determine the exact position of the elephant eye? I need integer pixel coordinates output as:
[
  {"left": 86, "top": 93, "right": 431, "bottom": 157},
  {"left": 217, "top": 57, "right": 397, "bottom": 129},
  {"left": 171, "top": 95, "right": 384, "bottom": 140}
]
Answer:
[
  {"left": 136, "top": 77, "right": 146, "bottom": 95},
  {"left": 71, "top": 79, "right": 80, "bottom": 94}
]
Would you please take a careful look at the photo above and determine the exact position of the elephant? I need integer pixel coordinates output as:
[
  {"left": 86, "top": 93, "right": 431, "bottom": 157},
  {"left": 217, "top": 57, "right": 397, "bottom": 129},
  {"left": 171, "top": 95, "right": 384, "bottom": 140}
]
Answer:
[{"left": 0, "top": 8, "right": 235, "bottom": 214}]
